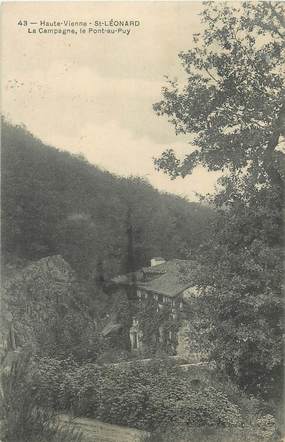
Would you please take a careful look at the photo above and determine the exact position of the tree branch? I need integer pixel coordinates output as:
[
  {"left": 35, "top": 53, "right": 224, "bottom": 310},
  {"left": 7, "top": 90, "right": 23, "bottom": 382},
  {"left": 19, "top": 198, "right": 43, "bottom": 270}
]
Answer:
[{"left": 205, "top": 68, "right": 220, "bottom": 84}]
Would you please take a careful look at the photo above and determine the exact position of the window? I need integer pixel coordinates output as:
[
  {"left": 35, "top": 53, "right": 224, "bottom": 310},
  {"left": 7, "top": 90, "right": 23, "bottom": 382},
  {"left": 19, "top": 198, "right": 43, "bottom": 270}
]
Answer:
[{"left": 159, "top": 326, "right": 164, "bottom": 343}]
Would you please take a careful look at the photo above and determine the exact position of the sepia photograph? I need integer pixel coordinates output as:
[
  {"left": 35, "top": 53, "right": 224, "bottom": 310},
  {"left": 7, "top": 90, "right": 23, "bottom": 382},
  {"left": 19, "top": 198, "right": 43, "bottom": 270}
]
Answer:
[{"left": 0, "top": 1, "right": 284, "bottom": 441}]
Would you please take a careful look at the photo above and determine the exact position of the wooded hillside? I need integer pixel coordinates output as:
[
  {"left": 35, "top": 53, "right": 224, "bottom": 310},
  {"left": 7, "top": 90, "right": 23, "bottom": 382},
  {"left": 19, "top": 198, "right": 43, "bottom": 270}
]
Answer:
[{"left": 1, "top": 119, "right": 213, "bottom": 281}]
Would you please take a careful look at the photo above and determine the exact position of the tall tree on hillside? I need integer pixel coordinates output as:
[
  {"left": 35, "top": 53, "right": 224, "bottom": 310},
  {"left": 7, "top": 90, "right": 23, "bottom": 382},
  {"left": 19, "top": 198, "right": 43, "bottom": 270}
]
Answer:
[{"left": 154, "top": 1, "right": 284, "bottom": 397}]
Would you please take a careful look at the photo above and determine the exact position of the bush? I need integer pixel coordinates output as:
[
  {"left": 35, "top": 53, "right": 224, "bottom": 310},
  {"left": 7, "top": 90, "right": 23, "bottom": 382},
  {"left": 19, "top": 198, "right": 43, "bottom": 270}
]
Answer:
[
  {"left": 31, "top": 357, "right": 281, "bottom": 437},
  {"left": 149, "top": 424, "right": 278, "bottom": 442},
  {"left": 32, "top": 358, "right": 248, "bottom": 432},
  {"left": 0, "top": 351, "right": 82, "bottom": 442}
]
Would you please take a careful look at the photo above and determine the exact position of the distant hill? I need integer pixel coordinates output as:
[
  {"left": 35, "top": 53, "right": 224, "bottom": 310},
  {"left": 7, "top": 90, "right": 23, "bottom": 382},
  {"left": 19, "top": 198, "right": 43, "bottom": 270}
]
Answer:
[{"left": 1, "top": 119, "right": 214, "bottom": 281}]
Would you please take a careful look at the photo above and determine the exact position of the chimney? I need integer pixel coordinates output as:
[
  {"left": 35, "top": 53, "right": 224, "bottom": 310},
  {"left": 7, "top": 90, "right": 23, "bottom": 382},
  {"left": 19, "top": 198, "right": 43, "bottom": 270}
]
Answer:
[{"left": 150, "top": 257, "right": 166, "bottom": 267}]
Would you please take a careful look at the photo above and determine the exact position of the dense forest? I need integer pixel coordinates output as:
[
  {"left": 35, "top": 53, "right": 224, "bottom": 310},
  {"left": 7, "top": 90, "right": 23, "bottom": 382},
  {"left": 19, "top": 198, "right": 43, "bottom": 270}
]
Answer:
[{"left": 1, "top": 118, "right": 213, "bottom": 281}]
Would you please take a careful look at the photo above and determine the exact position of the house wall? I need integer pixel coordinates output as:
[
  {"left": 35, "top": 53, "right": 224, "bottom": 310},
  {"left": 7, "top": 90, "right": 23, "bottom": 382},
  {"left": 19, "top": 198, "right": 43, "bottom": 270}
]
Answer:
[
  {"left": 129, "top": 288, "right": 184, "bottom": 353},
  {"left": 129, "top": 318, "right": 143, "bottom": 351},
  {"left": 136, "top": 288, "right": 183, "bottom": 312}
]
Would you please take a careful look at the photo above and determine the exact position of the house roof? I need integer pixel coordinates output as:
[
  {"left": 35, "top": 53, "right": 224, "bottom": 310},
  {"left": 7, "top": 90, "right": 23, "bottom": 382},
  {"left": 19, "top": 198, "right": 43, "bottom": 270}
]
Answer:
[{"left": 111, "top": 259, "right": 198, "bottom": 298}]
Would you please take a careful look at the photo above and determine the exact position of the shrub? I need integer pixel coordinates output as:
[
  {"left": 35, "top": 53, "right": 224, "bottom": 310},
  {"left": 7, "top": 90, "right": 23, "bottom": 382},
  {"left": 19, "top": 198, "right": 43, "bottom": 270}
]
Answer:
[
  {"left": 149, "top": 424, "right": 278, "bottom": 442},
  {"left": 0, "top": 351, "right": 82, "bottom": 442},
  {"left": 33, "top": 358, "right": 245, "bottom": 431},
  {"left": 32, "top": 356, "right": 280, "bottom": 437}
]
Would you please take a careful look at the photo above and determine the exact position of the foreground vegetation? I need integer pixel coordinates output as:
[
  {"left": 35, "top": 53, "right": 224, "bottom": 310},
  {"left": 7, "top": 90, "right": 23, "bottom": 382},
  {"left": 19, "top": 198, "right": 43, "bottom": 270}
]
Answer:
[
  {"left": 0, "top": 352, "right": 83, "bottom": 442},
  {"left": 1, "top": 352, "right": 280, "bottom": 441}
]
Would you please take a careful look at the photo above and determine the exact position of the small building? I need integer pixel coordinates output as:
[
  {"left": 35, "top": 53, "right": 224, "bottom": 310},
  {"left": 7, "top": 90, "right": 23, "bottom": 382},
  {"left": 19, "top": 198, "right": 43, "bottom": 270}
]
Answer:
[{"left": 109, "top": 258, "right": 199, "bottom": 353}]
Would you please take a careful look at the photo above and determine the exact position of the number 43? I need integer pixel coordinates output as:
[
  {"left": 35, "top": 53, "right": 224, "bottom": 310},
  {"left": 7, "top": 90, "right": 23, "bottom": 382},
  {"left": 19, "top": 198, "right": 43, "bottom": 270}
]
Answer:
[{"left": 18, "top": 20, "right": 28, "bottom": 26}]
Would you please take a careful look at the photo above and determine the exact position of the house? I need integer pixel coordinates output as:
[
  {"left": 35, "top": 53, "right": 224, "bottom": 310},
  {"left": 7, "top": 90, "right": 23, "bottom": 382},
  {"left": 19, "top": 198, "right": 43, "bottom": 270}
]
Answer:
[{"left": 109, "top": 258, "right": 199, "bottom": 353}]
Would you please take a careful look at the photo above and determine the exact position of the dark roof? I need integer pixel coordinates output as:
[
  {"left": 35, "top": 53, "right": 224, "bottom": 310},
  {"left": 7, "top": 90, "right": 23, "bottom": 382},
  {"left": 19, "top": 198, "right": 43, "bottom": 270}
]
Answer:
[{"left": 111, "top": 259, "right": 198, "bottom": 298}]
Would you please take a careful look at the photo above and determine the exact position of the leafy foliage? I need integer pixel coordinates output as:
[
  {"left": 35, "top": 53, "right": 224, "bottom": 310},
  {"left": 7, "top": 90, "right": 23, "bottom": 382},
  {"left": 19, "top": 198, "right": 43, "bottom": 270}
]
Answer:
[
  {"left": 192, "top": 173, "right": 283, "bottom": 398},
  {"left": 149, "top": 420, "right": 278, "bottom": 442},
  {"left": 0, "top": 351, "right": 82, "bottom": 442},
  {"left": 136, "top": 297, "right": 180, "bottom": 355},
  {"left": 32, "top": 358, "right": 249, "bottom": 432},
  {"left": 154, "top": 2, "right": 284, "bottom": 181},
  {"left": 153, "top": 1, "right": 284, "bottom": 398}
]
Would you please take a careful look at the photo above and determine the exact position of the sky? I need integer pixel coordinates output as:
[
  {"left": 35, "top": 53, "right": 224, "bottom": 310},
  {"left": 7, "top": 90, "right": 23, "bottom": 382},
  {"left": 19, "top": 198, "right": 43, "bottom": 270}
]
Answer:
[{"left": 1, "top": 1, "right": 220, "bottom": 200}]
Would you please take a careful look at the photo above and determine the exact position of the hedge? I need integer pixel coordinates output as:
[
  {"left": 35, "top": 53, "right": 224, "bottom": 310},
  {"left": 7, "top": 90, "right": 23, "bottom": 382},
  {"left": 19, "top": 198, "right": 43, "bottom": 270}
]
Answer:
[{"left": 32, "top": 357, "right": 244, "bottom": 431}]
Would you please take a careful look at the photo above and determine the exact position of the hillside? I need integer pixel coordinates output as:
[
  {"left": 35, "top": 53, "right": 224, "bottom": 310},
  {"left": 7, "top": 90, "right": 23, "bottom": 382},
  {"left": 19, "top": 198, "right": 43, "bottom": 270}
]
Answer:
[{"left": 1, "top": 119, "right": 213, "bottom": 281}]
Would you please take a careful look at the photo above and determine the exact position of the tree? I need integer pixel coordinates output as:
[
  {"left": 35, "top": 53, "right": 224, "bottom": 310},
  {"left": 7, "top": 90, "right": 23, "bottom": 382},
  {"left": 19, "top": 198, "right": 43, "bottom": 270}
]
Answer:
[
  {"left": 153, "top": 2, "right": 284, "bottom": 397},
  {"left": 194, "top": 172, "right": 283, "bottom": 398},
  {"left": 154, "top": 1, "right": 284, "bottom": 184}
]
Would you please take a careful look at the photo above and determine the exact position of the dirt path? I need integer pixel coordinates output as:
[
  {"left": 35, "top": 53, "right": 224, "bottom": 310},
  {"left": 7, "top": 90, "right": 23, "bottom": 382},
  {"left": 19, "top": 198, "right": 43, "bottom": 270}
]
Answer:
[{"left": 58, "top": 415, "right": 150, "bottom": 442}]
